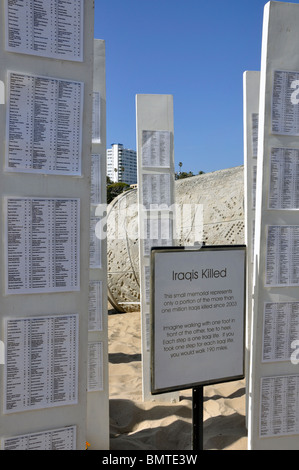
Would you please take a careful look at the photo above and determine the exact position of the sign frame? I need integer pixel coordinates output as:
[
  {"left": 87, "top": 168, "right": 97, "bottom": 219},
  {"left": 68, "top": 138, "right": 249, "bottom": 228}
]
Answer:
[{"left": 150, "top": 245, "right": 246, "bottom": 395}]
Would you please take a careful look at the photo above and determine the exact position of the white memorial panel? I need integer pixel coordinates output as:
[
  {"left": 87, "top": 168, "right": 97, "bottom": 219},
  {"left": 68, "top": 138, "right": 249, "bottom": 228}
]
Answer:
[
  {"left": 272, "top": 70, "right": 299, "bottom": 136},
  {"left": 136, "top": 94, "right": 178, "bottom": 402},
  {"left": 262, "top": 302, "right": 299, "bottom": 362},
  {"left": 265, "top": 225, "right": 299, "bottom": 286},
  {"left": 91, "top": 154, "right": 102, "bottom": 205},
  {"left": 4, "top": 314, "right": 78, "bottom": 413},
  {"left": 269, "top": 148, "right": 299, "bottom": 209},
  {"left": 260, "top": 375, "right": 299, "bottom": 438},
  {"left": 5, "top": 197, "right": 80, "bottom": 294},
  {"left": 143, "top": 215, "right": 173, "bottom": 257},
  {"left": 86, "top": 39, "right": 109, "bottom": 450},
  {"left": 248, "top": 1, "right": 299, "bottom": 450},
  {"left": 1, "top": 426, "right": 76, "bottom": 450},
  {"left": 5, "top": 0, "right": 83, "bottom": 61},
  {"left": 0, "top": 0, "right": 94, "bottom": 450},
  {"left": 243, "top": 71, "right": 260, "bottom": 423},
  {"left": 6, "top": 72, "right": 83, "bottom": 175},
  {"left": 89, "top": 216, "right": 102, "bottom": 268},
  {"left": 141, "top": 173, "right": 171, "bottom": 209},
  {"left": 142, "top": 130, "right": 171, "bottom": 167},
  {"left": 92, "top": 92, "right": 101, "bottom": 143},
  {"left": 88, "top": 281, "right": 103, "bottom": 332},
  {"left": 88, "top": 342, "right": 103, "bottom": 392}
]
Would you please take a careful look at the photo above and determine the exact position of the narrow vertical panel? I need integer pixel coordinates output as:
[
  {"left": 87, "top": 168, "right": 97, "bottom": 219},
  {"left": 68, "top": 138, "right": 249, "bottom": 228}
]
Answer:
[
  {"left": 0, "top": 0, "right": 94, "bottom": 450},
  {"left": 243, "top": 70, "right": 260, "bottom": 420},
  {"left": 136, "top": 94, "right": 179, "bottom": 402},
  {"left": 86, "top": 39, "right": 109, "bottom": 450},
  {"left": 249, "top": 1, "right": 299, "bottom": 450}
]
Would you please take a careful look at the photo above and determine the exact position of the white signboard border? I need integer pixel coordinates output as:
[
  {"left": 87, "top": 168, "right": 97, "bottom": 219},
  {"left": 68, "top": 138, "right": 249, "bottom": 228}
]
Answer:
[{"left": 150, "top": 245, "right": 246, "bottom": 395}]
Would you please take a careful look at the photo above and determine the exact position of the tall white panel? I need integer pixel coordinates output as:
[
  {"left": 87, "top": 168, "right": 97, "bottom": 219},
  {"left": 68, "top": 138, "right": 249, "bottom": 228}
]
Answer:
[
  {"left": 87, "top": 39, "right": 109, "bottom": 450},
  {"left": 136, "top": 94, "right": 179, "bottom": 402},
  {"left": 249, "top": 1, "right": 299, "bottom": 450},
  {"left": 0, "top": 0, "right": 94, "bottom": 450},
  {"left": 243, "top": 70, "right": 260, "bottom": 419}
]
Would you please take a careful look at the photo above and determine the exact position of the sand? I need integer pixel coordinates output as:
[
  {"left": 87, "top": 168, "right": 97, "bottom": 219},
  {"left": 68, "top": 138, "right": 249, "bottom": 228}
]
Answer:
[{"left": 108, "top": 308, "right": 248, "bottom": 451}]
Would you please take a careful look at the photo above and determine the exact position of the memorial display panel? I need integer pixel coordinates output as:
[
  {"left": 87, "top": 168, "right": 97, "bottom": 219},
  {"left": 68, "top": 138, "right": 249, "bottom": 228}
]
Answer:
[
  {"left": 272, "top": 70, "right": 299, "bottom": 136},
  {"left": 86, "top": 39, "right": 109, "bottom": 449},
  {"left": 0, "top": 0, "right": 95, "bottom": 451},
  {"left": 262, "top": 302, "right": 299, "bottom": 362},
  {"left": 4, "top": 314, "right": 79, "bottom": 414},
  {"left": 136, "top": 94, "right": 178, "bottom": 402},
  {"left": 142, "top": 130, "right": 171, "bottom": 168},
  {"left": 269, "top": 148, "right": 299, "bottom": 209},
  {"left": 91, "top": 154, "right": 102, "bottom": 205},
  {"left": 248, "top": 2, "right": 299, "bottom": 450},
  {"left": 265, "top": 225, "right": 299, "bottom": 287},
  {"left": 6, "top": 71, "right": 83, "bottom": 175},
  {"left": 5, "top": 197, "right": 80, "bottom": 294},
  {"left": 87, "top": 342, "right": 103, "bottom": 392},
  {"left": 89, "top": 215, "right": 102, "bottom": 268},
  {"left": 5, "top": 0, "right": 84, "bottom": 62},
  {"left": 151, "top": 246, "right": 246, "bottom": 394},
  {"left": 260, "top": 375, "right": 299, "bottom": 438},
  {"left": 92, "top": 92, "right": 101, "bottom": 143},
  {"left": 1, "top": 426, "right": 76, "bottom": 450},
  {"left": 88, "top": 281, "right": 103, "bottom": 332},
  {"left": 141, "top": 173, "right": 171, "bottom": 209}
]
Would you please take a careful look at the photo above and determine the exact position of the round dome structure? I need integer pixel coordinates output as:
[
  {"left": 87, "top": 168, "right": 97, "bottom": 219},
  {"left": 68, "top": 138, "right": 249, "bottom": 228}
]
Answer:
[{"left": 107, "top": 165, "right": 245, "bottom": 312}]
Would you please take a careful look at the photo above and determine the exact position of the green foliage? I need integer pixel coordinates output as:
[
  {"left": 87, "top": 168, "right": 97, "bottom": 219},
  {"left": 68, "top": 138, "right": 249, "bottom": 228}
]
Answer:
[
  {"left": 175, "top": 170, "right": 205, "bottom": 180},
  {"left": 107, "top": 182, "right": 130, "bottom": 204}
]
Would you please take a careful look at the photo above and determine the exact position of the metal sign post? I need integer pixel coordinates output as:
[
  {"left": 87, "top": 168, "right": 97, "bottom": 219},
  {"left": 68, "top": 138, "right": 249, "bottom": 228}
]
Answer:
[{"left": 192, "top": 386, "right": 204, "bottom": 451}]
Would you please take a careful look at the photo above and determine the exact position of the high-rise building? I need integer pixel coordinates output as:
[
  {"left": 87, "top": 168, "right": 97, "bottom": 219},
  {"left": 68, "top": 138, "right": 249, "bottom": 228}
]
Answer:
[{"left": 107, "top": 143, "right": 137, "bottom": 185}]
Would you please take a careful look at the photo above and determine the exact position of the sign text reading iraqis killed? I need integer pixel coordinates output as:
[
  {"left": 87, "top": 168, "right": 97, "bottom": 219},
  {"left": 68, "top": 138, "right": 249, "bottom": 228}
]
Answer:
[{"left": 151, "top": 246, "right": 246, "bottom": 394}]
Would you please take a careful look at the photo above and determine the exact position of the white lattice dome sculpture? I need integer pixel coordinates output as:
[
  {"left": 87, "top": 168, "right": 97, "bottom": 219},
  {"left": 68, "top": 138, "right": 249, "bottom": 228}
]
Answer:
[{"left": 107, "top": 165, "right": 244, "bottom": 312}]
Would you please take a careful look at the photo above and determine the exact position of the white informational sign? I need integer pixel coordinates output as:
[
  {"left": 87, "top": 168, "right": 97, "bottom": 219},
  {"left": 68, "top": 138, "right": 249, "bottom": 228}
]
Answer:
[
  {"left": 5, "top": 0, "right": 84, "bottom": 61},
  {"left": 151, "top": 246, "right": 246, "bottom": 394},
  {"left": 4, "top": 314, "right": 79, "bottom": 413},
  {"left": 6, "top": 71, "right": 83, "bottom": 175},
  {"left": 5, "top": 197, "right": 80, "bottom": 294}
]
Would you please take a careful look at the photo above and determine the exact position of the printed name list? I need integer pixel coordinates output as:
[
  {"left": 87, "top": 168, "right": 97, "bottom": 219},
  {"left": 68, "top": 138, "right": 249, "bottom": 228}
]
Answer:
[{"left": 6, "top": 197, "right": 80, "bottom": 294}]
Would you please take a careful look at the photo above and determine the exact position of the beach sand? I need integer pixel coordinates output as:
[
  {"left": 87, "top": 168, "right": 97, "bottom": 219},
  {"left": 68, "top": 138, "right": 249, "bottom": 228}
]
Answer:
[{"left": 108, "top": 308, "right": 248, "bottom": 451}]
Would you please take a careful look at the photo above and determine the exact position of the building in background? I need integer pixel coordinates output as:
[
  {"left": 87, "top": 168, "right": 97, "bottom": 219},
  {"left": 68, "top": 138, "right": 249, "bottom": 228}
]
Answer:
[{"left": 107, "top": 143, "right": 137, "bottom": 185}]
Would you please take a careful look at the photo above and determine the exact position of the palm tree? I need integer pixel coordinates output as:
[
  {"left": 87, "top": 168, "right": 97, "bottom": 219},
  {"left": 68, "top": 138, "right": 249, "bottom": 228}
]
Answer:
[{"left": 178, "top": 162, "right": 183, "bottom": 174}]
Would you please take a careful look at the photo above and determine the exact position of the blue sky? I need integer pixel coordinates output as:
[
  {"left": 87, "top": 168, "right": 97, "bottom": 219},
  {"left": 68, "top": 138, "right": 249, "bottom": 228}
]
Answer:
[{"left": 94, "top": 0, "right": 290, "bottom": 175}]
